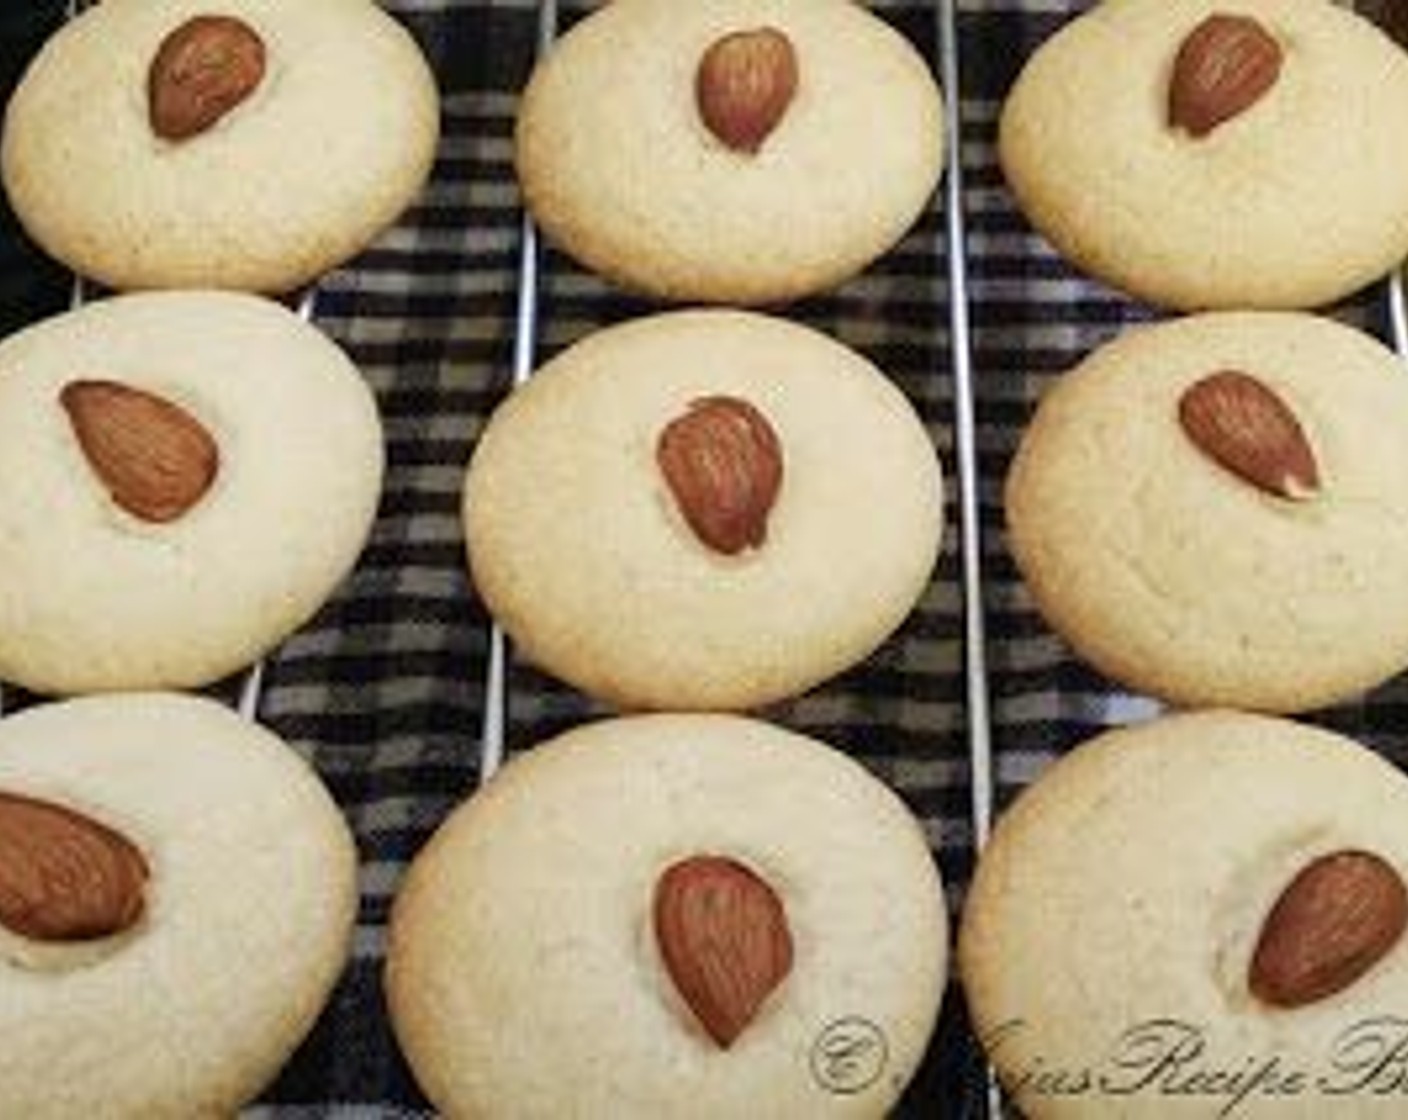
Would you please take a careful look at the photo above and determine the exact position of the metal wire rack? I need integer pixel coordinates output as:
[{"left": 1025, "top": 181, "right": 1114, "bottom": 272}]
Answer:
[
  {"left": 471, "top": 3, "right": 1408, "bottom": 1117},
  {"left": 10, "top": 0, "right": 315, "bottom": 728},
  {"left": 17, "top": 1, "right": 1408, "bottom": 1115},
  {"left": 475, "top": 0, "right": 997, "bottom": 847},
  {"left": 477, "top": 0, "right": 1002, "bottom": 1112}
]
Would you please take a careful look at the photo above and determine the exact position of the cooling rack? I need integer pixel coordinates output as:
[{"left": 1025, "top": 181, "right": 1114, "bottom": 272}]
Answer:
[
  {"left": 7, "top": 2, "right": 1408, "bottom": 1116},
  {"left": 474, "top": 0, "right": 991, "bottom": 1113}
]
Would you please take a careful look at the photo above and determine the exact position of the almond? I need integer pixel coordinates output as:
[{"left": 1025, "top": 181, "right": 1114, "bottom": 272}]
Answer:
[
  {"left": 1177, "top": 371, "right": 1319, "bottom": 500},
  {"left": 1169, "top": 13, "right": 1282, "bottom": 137},
  {"left": 654, "top": 855, "right": 793, "bottom": 1048},
  {"left": 657, "top": 395, "right": 783, "bottom": 554},
  {"left": 696, "top": 27, "right": 798, "bottom": 153},
  {"left": 149, "top": 15, "right": 266, "bottom": 141},
  {"left": 1250, "top": 850, "right": 1407, "bottom": 1008},
  {"left": 0, "top": 792, "right": 148, "bottom": 942},
  {"left": 60, "top": 379, "right": 219, "bottom": 523}
]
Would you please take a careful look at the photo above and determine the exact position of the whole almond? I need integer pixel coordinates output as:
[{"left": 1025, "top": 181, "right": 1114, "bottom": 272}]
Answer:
[
  {"left": 0, "top": 792, "right": 148, "bottom": 942},
  {"left": 60, "top": 379, "right": 219, "bottom": 523},
  {"left": 1177, "top": 371, "right": 1319, "bottom": 500},
  {"left": 1250, "top": 850, "right": 1408, "bottom": 1008},
  {"left": 654, "top": 855, "right": 793, "bottom": 1048},
  {"left": 1169, "top": 14, "right": 1282, "bottom": 137},
  {"left": 696, "top": 27, "right": 798, "bottom": 153},
  {"left": 657, "top": 395, "right": 783, "bottom": 554},
  {"left": 149, "top": 15, "right": 266, "bottom": 141}
]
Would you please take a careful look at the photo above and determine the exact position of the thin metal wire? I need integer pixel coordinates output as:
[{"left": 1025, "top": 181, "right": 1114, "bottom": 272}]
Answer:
[
  {"left": 938, "top": 1, "right": 1003, "bottom": 1117},
  {"left": 236, "top": 659, "right": 266, "bottom": 720},
  {"left": 938, "top": 0, "right": 995, "bottom": 886},
  {"left": 480, "top": 0, "right": 559, "bottom": 786},
  {"left": 1389, "top": 269, "right": 1407, "bottom": 355}
]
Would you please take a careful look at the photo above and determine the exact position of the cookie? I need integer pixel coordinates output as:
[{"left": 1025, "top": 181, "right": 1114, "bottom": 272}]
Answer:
[
  {"left": 960, "top": 710, "right": 1408, "bottom": 1119},
  {"left": 0, "top": 691, "right": 356, "bottom": 1115},
  {"left": 0, "top": 290, "right": 384, "bottom": 694},
  {"left": 999, "top": 0, "right": 1408, "bottom": 310},
  {"left": 462, "top": 309, "right": 944, "bottom": 711},
  {"left": 515, "top": 0, "right": 944, "bottom": 304},
  {"left": 1006, "top": 311, "right": 1408, "bottom": 713},
  {"left": 2, "top": 0, "right": 439, "bottom": 293},
  {"left": 386, "top": 713, "right": 947, "bottom": 1117}
]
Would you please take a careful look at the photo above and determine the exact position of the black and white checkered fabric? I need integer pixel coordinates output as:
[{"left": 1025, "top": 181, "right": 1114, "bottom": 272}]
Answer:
[{"left": 0, "top": 2, "right": 1403, "bottom": 1116}]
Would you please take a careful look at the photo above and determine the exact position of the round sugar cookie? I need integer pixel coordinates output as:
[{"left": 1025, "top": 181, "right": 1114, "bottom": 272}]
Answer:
[
  {"left": 515, "top": 0, "right": 945, "bottom": 303},
  {"left": 1006, "top": 311, "right": 1408, "bottom": 713},
  {"left": 999, "top": 0, "right": 1408, "bottom": 310},
  {"left": 462, "top": 310, "right": 944, "bottom": 711},
  {"left": 387, "top": 713, "right": 948, "bottom": 1118},
  {"left": 0, "top": 691, "right": 356, "bottom": 1116},
  {"left": 1, "top": 0, "right": 439, "bottom": 293},
  {"left": 960, "top": 710, "right": 1408, "bottom": 1119},
  {"left": 0, "top": 290, "right": 384, "bottom": 695}
]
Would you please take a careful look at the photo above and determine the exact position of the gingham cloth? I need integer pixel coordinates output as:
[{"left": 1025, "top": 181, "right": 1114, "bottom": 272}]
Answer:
[{"left": 0, "top": 2, "right": 1401, "bottom": 1116}]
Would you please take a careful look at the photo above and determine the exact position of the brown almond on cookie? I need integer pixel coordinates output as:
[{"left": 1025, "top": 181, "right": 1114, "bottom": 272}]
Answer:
[
  {"left": 696, "top": 27, "right": 798, "bottom": 153},
  {"left": 0, "top": 791, "right": 147, "bottom": 942},
  {"left": 657, "top": 395, "right": 783, "bottom": 555},
  {"left": 61, "top": 379, "right": 219, "bottom": 523},
  {"left": 1169, "top": 13, "right": 1282, "bottom": 137},
  {"left": 1178, "top": 370, "right": 1318, "bottom": 500},
  {"left": 654, "top": 854, "right": 793, "bottom": 1047},
  {"left": 148, "top": 15, "right": 266, "bottom": 141},
  {"left": 1250, "top": 850, "right": 1408, "bottom": 1008}
]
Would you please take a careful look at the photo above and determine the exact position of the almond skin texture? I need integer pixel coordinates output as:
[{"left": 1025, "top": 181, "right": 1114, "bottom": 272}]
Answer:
[
  {"left": 1178, "top": 370, "right": 1319, "bottom": 500},
  {"left": 657, "top": 395, "right": 783, "bottom": 554},
  {"left": 60, "top": 379, "right": 220, "bottom": 523},
  {"left": 654, "top": 855, "right": 793, "bottom": 1048},
  {"left": 696, "top": 27, "right": 798, "bottom": 153},
  {"left": 0, "top": 791, "right": 148, "bottom": 942},
  {"left": 1169, "top": 14, "right": 1283, "bottom": 137},
  {"left": 1250, "top": 850, "right": 1408, "bottom": 1008},
  {"left": 148, "top": 15, "right": 266, "bottom": 141}
]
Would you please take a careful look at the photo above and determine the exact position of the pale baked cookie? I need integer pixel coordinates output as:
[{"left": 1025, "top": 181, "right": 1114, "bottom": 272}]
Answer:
[
  {"left": 387, "top": 713, "right": 948, "bottom": 1118},
  {"left": 0, "top": 691, "right": 356, "bottom": 1116},
  {"left": 999, "top": 0, "right": 1408, "bottom": 310},
  {"left": 2, "top": 0, "right": 439, "bottom": 293},
  {"left": 515, "top": 0, "right": 945, "bottom": 304},
  {"left": 1006, "top": 311, "right": 1408, "bottom": 713},
  {"left": 0, "top": 290, "right": 384, "bottom": 694},
  {"left": 462, "top": 310, "right": 944, "bottom": 711},
  {"left": 961, "top": 710, "right": 1408, "bottom": 1119}
]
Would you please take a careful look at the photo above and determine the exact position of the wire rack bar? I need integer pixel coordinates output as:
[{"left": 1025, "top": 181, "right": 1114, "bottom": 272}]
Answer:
[
  {"left": 480, "top": 0, "right": 559, "bottom": 787},
  {"left": 938, "top": 4, "right": 1002, "bottom": 1115},
  {"left": 1389, "top": 270, "right": 1407, "bottom": 355},
  {"left": 938, "top": 0, "right": 995, "bottom": 858}
]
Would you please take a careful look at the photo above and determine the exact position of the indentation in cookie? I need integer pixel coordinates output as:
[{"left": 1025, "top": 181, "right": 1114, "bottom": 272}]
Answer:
[
  {"left": 60, "top": 378, "right": 220, "bottom": 523},
  {"left": 653, "top": 854, "right": 793, "bottom": 1048},
  {"left": 0, "top": 791, "right": 148, "bottom": 952},
  {"left": 1169, "top": 13, "right": 1283, "bottom": 138},
  {"left": 656, "top": 395, "right": 784, "bottom": 555},
  {"left": 1177, "top": 370, "right": 1319, "bottom": 501},
  {"left": 148, "top": 15, "right": 267, "bottom": 142},
  {"left": 695, "top": 27, "right": 798, "bottom": 154}
]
